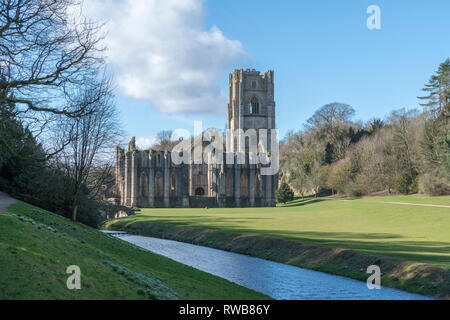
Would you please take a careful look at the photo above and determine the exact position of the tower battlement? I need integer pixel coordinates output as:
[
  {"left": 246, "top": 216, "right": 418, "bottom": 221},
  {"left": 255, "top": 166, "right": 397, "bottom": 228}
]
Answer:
[{"left": 228, "top": 69, "right": 276, "bottom": 153}]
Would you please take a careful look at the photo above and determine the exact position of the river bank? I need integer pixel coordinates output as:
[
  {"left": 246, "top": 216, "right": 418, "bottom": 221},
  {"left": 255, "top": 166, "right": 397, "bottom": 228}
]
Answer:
[
  {"left": 111, "top": 232, "right": 431, "bottom": 300},
  {"left": 104, "top": 220, "right": 449, "bottom": 299}
]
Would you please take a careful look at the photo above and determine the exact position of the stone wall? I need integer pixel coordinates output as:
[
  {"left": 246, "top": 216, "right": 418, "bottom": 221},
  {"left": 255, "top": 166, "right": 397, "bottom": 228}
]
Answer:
[
  {"left": 189, "top": 196, "right": 217, "bottom": 208},
  {"left": 115, "top": 145, "right": 277, "bottom": 208}
]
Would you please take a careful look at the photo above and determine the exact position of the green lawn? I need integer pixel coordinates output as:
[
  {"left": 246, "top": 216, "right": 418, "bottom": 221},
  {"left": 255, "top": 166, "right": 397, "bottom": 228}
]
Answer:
[
  {"left": 105, "top": 195, "right": 450, "bottom": 269},
  {"left": 0, "top": 201, "right": 269, "bottom": 300},
  {"left": 359, "top": 195, "right": 450, "bottom": 205}
]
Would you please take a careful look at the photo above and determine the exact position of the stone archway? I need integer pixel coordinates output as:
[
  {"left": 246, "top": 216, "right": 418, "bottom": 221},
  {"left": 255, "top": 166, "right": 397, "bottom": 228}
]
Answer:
[
  {"left": 155, "top": 171, "right": 162, "bottom": 197},
  {"left": 195, "top": 187, "right": 205, "bottom": 196},
  {"left": 226, "top": 171, "right": 232, "bottom": 197},
  {"left": 240, "top": 171, "right": 247, "bottom": 196},
  {"left": 170, "top": 171, "right": 176, "bottom": 196},
  {"left": 140, "top": 172, "right": 147, "bottom": 197}
]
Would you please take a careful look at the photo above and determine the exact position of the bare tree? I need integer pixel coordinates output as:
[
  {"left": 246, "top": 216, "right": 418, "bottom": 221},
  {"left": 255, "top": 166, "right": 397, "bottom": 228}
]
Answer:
[
  {"left": 306, "top": 102, "right": 355, "bottom": 141},
  {"left": 280, "top": 131, "right": 310, "bottom": 197},
  {"left": 0, "top": 0, "right": 106, "bottom": 159},
  {"left": 151, "top": 130, "right": 176, "bottom": 151},
  {"left": 305, "top": 102, "right": 356, "bottom": 162},
  {"left": 385, "top": 109, "right": 421, "bottom": 193},
  {"left": 55, "top": 77, "right": 121, "bottom": 222}
]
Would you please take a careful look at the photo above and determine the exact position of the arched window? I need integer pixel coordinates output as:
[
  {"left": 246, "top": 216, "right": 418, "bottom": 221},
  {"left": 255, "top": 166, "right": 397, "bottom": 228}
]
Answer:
[
  {"left": 241, "top": 171, "right": 247, "bottom": 196},
  {"left": 250, "top": 96, "right": 259, "bottom": 114},
  {"left": 170, "top": 171, "right": 176, "bottom": 196},
  {"left": 226, "top": 171, "right": 232, "bottom": 197},
  {"left": 255, "top": 172, "right": 261, "bottom": 197},
  {"left": 195, "top": 187, "right": 205, "bottom": 196},
  {"left": 157, "top": 154, "right": 161, "bottom": 166},
  {"left": 140, "top": 172, "right": 148, "bottom": 197},
  {"left": 155, "top": 171, "right": 162, "bottom": 197}
]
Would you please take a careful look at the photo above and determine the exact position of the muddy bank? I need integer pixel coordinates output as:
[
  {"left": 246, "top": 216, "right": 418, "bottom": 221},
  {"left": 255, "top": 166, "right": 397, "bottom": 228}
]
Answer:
[{"left": 105, "top": 220, "right": 449, "bottom": 299}]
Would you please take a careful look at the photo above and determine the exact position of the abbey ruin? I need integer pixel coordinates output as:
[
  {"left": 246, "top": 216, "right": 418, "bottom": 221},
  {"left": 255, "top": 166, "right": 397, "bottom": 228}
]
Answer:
[{"left": 115, "top": 69, "right": 278, "bottom": 208}]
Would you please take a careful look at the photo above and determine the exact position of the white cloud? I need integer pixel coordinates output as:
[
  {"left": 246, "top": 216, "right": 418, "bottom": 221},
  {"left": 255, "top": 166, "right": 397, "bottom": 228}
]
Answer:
[
  {"left": 83, "top": 0, "right": 247, "bottom": 115},
  {"left": 135, "top": 135, "right": 158, "bottom": 150}
]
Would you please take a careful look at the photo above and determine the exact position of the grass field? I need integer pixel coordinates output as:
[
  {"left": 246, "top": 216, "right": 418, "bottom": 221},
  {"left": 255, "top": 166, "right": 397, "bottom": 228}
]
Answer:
[
  {"left": 105, "top": 195, "right": 450, "bottom": 269},
  {"left": 358, "top": 195, "right": 450, "bottom": 205},
  {"left": 0, "top": 201, "right": 269, "bottom": 299}
]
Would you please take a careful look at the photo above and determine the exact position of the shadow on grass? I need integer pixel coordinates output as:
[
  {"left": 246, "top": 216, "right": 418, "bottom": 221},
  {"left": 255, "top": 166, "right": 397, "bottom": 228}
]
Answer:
[
  {"left": 124, "top": 218, "right": 450, "bottom": 268},
  {"left": 251, "top": 230, "right": 450, "bottom": 267},
  {"left": 278, "top": 196, "right": 326, "bottom": 207}
]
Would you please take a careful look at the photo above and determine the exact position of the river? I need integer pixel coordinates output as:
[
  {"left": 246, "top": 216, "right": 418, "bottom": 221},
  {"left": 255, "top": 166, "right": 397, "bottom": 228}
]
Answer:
[{"left": 106, "top": 232, "right": 432, "bottom": 300}]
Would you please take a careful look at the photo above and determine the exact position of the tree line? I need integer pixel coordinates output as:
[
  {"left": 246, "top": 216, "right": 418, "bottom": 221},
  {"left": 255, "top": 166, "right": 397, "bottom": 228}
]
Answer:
[
  {"left": 0, "top": 0, "right": 122, "bottom": 227},
  {"left": 280, "top": 59, "right": 449, "bottom": 199}
]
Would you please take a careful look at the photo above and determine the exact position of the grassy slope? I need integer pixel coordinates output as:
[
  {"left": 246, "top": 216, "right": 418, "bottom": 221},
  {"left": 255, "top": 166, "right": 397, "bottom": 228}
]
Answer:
[
  {"left": 0, "top": 201, "right": 269, "bottom": 300},
  {"left": 106, "top": 195, "right": 450, "bottom": 268}
]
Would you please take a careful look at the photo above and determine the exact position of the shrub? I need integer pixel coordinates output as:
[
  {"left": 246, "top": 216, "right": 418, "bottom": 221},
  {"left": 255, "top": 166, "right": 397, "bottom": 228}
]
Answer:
[
  {"left": 328, "top": 159, "right": 352, "bottom": 195},
  {"left": 419, "top": 172, "right": 449, "bottom": 196},
  {"left": 276, "top": 182, "right": 294, "bottom": 204},
  {"left": 392, "top": 171, "right": 419, "bottom": 194},
  {"left": 2, "top": 166, "right": 104, "bottom": 228}
]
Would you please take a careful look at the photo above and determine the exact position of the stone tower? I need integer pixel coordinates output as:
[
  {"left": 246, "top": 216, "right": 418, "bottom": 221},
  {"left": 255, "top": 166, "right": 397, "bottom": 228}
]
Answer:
[{"left": 227, "top": 69, "right": 275, "bottom": 153}]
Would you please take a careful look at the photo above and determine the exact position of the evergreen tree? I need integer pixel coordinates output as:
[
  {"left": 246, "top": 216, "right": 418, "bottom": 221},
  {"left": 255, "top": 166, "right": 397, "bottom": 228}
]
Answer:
[
  {"left": 276, "top": 182, "right": 294, "bottom": 204},
  {"left": 419, "top": 58, "right": 450, "bottom": 116},
  {"left": 418, "top": 59, "right": 450, "bottom": 181}
]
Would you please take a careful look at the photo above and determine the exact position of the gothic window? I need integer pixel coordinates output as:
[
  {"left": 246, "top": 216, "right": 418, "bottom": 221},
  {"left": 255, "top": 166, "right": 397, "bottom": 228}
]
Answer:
[
  {"left": 255, "top": 172, "right": 261, "bottom": 197},
  {"left": 251, "top": 80, "right": 257, "bottom": 89},
  {"left": 140, "top": 172, "right": 148, "bottom": 197},
  {"left": 155, "top": 171, "right": 162, "bottom": 197},
  {"left": 250, "top": 96, "right": 259, "bottom": 114},
  {"left": 170, "top": 171, "right": 176, "bottom": 196},
  {"left": 241, "top": 171, "right": 247, "bottom": 196},
  {"left": 226, "top": 171, "right": 232, "bottom": 197},
  {"left": 195, "top": 187, "right": 205, "bottom": 196}
]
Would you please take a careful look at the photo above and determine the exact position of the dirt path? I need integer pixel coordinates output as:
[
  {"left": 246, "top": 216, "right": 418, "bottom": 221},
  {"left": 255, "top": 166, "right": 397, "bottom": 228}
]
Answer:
[
  {"left": 0, "top": 191, "right": 17, "bottom": 212},
  {"left": 384, "top": 201, "right": 450, "bottom": 209}
]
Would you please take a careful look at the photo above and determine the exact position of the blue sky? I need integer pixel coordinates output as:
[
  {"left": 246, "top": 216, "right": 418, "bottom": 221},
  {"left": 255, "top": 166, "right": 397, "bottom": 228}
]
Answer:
[{"left": 91, "top": 0, "right": 450, "bottom": 147}]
